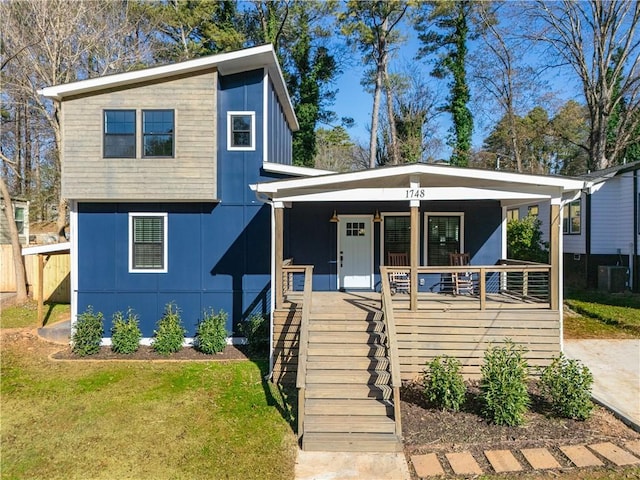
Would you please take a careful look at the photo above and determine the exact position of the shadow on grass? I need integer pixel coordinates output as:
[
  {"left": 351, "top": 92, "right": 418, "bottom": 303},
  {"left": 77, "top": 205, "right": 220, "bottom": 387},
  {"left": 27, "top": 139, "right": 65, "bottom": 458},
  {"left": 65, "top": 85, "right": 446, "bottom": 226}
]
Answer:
[{"left": 242, "top": 347, "right": 298, "bottom": 436}]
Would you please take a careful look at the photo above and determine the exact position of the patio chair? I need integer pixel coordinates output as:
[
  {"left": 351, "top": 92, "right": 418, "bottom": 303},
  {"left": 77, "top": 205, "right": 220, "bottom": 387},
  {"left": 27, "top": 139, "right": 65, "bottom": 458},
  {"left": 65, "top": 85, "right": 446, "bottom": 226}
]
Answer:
[
  {"left": 449, "top": 253, "right": 475, "bottom": 295},
  {"left": 387, "top": 252, "right": 410, "bottom": 295}
]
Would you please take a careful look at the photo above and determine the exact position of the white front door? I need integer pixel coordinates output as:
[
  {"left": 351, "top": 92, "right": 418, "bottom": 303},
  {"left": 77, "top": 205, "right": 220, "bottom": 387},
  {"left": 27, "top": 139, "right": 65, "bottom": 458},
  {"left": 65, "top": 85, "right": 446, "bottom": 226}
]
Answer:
[{"left": 338, "top": 216, "right": 373, "bottom": 289}]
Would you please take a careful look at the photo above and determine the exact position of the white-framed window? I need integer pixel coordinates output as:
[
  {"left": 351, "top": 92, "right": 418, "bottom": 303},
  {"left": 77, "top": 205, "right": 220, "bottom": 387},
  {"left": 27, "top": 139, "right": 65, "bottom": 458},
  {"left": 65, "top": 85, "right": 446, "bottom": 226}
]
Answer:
[
  {"left": 424, "top": 213, "right": 464, "bottom": 266},
  {"left": 563, "top": 200, "right": 581, "bottom": 234},
  {"left": 227, "top": 111, "right": 255, "bottom": 150},
  {"left": 506, "top": 208, "right": 519, "bottom": 222},
  {"left": 129, "top": 212, "right": 168, "bottom": 273},
  {"left": 382, "top": 213, "right": 411, "bottom": 265},
  {"left": 14, "top": 206, "right": 25, "bottom": 234}
]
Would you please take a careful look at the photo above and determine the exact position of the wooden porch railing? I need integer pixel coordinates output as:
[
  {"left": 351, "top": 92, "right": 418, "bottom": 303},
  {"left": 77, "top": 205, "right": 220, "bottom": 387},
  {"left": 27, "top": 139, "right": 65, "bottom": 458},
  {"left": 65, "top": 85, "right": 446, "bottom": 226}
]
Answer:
[
  {"left": 384, "top": 261, "right": 553, "bottom": 310},
  {"left": 287, "top": 265, "right": 313, "bottom": 441},
  {"left": 379, "top": 267, "right": 403, "bottom": 439}
]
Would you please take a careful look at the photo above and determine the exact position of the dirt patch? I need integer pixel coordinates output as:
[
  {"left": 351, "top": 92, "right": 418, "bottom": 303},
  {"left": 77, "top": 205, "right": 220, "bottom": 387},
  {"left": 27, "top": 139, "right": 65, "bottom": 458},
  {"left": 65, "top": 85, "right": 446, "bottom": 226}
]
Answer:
[
  {"left": 52, "top": 343, "right": 250, "bottom": 361},
  {"left": 401, "top": 380, "right": 640, "bottom": 477}
]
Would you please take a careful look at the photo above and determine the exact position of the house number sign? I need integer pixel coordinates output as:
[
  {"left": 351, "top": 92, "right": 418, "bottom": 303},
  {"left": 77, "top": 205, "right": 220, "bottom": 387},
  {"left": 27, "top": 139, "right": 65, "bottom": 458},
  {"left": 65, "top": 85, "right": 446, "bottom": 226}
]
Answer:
[{"left": 405, "top": 188, "right": 427, "bottom": 199}]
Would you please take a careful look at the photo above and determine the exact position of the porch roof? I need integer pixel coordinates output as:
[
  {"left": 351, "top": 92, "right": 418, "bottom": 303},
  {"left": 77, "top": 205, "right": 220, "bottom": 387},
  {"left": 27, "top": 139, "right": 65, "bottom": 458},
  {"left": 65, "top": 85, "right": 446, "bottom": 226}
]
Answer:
[{"left": 252, "top": 163, "right": 589, "bottom": 204}]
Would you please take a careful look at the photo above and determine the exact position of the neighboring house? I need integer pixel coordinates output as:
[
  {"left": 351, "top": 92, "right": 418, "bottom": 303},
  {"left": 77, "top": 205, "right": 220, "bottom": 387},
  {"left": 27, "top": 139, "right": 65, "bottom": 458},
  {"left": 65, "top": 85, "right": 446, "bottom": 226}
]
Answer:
[
  {"left": 511, "top": 161, "right": 640, "bottom": 292},
  {"left": 42, "top": 45, "right": 589, "bottom": 452},
  {"left": 0, "top": 197, "right": 29, "bottom": 246}
]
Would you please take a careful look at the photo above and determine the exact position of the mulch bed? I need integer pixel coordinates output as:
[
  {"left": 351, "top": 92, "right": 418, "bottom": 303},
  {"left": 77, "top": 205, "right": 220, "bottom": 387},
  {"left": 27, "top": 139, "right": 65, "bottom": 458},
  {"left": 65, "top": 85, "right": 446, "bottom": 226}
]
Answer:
[
  {"left": 51, "top": 344, "right": 251, "bottom": 361},
  {"left": 401, "top": 380, "right": 640, "bottom": 477}
]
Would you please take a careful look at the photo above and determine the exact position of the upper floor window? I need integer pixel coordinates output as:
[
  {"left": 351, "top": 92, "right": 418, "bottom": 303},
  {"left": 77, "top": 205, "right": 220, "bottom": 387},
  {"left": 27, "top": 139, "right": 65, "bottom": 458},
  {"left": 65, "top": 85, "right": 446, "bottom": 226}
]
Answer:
[
  {"left": 507, "top": 209, "right": 519, "bottom": 222},
  {"left": 143, "top": 110, "right": 174, "bottom": 157},
  {"left": 104, "top": 110, "right": 135, "bottom": 158},
  {"left": 528, "top": 205, "right": 539, "bottom": 217},
  {"left": 563, "top": 200, "right": 581, "bottom": 234},
  {"left": 228, "top": 111, "right": 255, "bottom": 150},
  {"left": 129, "top": 213, "right": 168, "bottom": 273}
]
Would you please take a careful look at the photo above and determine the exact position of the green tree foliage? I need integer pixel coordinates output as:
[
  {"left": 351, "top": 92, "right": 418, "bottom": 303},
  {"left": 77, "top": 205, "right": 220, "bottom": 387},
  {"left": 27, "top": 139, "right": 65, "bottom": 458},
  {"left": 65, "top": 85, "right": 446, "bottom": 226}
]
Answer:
[
  {"left": 246, "top": 1, "right": 339, "bottom": 168},
  {"left": 507, "top": 214, "right": 548, "bottom": 263},
  {"left": 146, "top": 0, "right": 244, "bottom": 61},
  {"left": 415, "top": 0, "right": 474, "bottom": 166}
]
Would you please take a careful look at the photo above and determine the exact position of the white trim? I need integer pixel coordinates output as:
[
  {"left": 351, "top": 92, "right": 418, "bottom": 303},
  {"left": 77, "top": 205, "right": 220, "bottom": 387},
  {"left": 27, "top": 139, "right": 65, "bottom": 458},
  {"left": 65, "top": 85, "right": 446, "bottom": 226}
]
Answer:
[
  {"left": 70, "top": 201, "right": 78, "bottom": 332},
  {"left": 21, "top": 242, "right": 71, "bottom": 256},
  {"left": 255, "top": 163, "right": 588, "bottom": 194},
  {"left": 259, "top": 162, "right": 334, "bottom": 177},
  {"left": 227, "top": 111, "right": 256, "bottom": 151},
  {"left": 424, "top": 212, "right": 465, "bottom": 266},
  {"left": 337, "top": 215, "right": 374, "bottom": 290},
  {"left": 501, "top": 206, "right": 508, "bottom": 260},
  {"left": 263, "top": 68, "right": 269, "bottom": 165},
  {"left": 128, "top": 212, "right": 168, "bottom": 273}
]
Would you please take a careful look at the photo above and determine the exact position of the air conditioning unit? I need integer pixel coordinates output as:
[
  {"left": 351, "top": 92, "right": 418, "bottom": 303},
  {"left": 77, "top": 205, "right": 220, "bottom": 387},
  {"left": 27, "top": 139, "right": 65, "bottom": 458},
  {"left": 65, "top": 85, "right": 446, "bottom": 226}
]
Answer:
[{"left": 597, "top": 265, "right": 628, "bottom": 293}]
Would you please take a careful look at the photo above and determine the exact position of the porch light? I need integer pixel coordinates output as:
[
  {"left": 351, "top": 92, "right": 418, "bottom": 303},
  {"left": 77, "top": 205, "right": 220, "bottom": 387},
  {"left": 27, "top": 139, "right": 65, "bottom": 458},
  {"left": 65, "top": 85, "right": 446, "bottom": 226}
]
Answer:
[
  {"left": 373, "top": 210, "right": 382, "bottom": 223},
  {"left": 329, "top": 210, "right": 339, "bottom": 223}
]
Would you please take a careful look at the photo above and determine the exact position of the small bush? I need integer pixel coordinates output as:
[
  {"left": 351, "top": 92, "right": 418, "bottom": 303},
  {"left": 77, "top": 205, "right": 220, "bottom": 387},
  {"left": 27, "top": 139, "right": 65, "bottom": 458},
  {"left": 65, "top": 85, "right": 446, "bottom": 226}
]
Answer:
[
  {"left": 240, "top": 313, "right": 269, "bottom": 356},
  {"left": 481, "top": 340, "right": 530, "bottom": 426},
  {"left": 423, "top": 355, "right": 466, "bottom": 412},
  {"left": 194, "top": 309, "right": 228, "bottom": 354},
  {"left": 111, "top": 309, "right": 142, "bottom": 354},
  {"left": 540, "top": 353, "right": 594, "bottom": 420},
  {"left": 72, "top": 306, "right": 104, "bottom": 356},
  {"left": 152, "top": 303, "right": 186, "bottom": 356}
]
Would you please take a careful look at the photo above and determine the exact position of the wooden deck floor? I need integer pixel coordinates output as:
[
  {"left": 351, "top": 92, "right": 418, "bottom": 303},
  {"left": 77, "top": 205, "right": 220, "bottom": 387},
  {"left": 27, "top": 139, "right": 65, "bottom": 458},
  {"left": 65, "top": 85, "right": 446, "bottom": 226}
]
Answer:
[{"left": 286, "top": 290, "right": 550, "bottom": 311}]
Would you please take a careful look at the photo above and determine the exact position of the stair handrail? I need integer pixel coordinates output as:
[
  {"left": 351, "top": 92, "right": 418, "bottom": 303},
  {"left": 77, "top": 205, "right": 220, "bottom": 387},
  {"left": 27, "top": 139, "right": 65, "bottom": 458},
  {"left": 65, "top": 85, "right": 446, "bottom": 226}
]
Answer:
[
  {"left": 379, "top": 266, "right": 403, "bottom": 438},
  {"left": 295, "top": 265, "right": 313, "bottom": 441}
]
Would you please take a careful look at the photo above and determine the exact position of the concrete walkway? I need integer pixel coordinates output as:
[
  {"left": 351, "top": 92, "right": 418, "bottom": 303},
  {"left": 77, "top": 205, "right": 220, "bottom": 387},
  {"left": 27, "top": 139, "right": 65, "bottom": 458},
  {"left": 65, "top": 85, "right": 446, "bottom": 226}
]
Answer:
[
  {"left": 295, "top": 451, "right": 411, "bottom": 480},
  {"left": 564, "top": 339, "right": 640, "bottom": 431}
]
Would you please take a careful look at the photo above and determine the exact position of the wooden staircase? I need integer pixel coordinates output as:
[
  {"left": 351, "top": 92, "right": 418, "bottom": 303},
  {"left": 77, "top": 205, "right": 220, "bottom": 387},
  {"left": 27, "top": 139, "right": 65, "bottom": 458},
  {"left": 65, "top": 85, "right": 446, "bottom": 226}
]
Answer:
[{"left": 299, "top": 293, "right": 402, "bottom": 452}]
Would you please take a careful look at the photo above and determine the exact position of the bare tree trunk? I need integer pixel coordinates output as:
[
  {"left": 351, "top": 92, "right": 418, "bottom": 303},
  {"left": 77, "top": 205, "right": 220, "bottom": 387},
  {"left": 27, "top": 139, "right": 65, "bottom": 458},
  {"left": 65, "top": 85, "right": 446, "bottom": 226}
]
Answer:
[
  {"left": 383, "top": 55, "right": 400, "bottom": 165},
  {"left": 0, "top": 176, "right": 28, "bottom": 303},
  {"left": 369, "top": 66, "right": 383, "bottom": 169}
]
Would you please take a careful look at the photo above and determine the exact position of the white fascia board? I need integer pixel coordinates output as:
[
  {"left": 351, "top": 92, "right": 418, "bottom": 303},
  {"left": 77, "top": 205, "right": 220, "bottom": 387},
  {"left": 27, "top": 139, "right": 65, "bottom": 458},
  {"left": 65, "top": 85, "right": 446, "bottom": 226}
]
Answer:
[
  {"left": 254, "top": 164, "right": 588, "bottom": 194},
  {"left": 22, "top": 242, "right": 71, "bottom": 256},
  {"left": 273, "top": 187, "right": 554, "bottom": 203},
  {"left": 262, "top": 162, "right": 334, "bottom": 177}
]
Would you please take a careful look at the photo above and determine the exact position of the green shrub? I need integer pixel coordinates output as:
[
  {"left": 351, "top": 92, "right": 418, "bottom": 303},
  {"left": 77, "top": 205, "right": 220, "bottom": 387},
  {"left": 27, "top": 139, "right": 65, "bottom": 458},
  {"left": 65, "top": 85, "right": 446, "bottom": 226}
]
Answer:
[
  {"left": 194, "top": 309, "right": 228, "bottom": 354},
  {"left": 240, "top": 313, "right": 269, "bottom": 356},
  {"left": 111, "top": 309, "right": 142, "bottom": 354},
  {"left": 481, "top": 340, "right": 530, "bottom": 426},
  {"left": 72, "top": 306, "right": 104, "bottom": 356},
  {"left": 152, "top": 303, "right": 186, "bottom": 356},
  {"left": 540, "top": 353, "right": 594, "bottom": 420},
  {"left": 423, "top": 355, "right": 466, "bottom": 411}
]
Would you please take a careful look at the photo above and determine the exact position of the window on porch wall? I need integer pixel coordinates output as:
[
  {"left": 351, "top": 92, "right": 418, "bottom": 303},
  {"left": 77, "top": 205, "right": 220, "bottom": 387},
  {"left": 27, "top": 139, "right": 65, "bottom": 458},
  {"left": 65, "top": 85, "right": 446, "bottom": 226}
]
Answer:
[
  {"left": 427, "top": 215, "right": 462, "bottom": 266},
  {"left": 384, "top": 216, "right": 410, "bottom": 264}
]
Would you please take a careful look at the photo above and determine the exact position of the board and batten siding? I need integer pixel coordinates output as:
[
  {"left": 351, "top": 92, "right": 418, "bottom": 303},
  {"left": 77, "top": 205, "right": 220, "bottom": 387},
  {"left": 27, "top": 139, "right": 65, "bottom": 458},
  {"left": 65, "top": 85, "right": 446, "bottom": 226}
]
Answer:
[
  {"left": 394, "top": 310, "right": 560, "bottom": 380},
  {"left": 267, "top": 79, "right": 293, "bottom": 165},
  {"left": 591, "top": 173, "right": 635, "bottom": 255},
  {"left": 61, "top": 70, "right": 218, "bottom": 201}
]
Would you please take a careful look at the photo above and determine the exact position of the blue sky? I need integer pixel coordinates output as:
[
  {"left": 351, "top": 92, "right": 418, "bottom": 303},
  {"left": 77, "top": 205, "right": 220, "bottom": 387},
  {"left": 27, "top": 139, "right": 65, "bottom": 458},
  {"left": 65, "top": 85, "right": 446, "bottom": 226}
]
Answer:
[{"left": 330, "top": 24, "right": 582, "bottom": 161}]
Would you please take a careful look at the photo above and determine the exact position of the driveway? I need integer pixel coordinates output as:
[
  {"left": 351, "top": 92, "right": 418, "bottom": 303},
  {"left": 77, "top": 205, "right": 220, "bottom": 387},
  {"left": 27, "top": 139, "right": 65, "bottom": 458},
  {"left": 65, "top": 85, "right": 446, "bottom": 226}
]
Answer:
[{"left": 564, "top": 339, "right": 640, "bottom": 431}]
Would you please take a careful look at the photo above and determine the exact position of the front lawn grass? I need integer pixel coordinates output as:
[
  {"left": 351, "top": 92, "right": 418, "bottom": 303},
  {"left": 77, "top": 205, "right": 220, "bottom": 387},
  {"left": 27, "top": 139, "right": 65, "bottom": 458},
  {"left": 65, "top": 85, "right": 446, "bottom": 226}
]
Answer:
[
  {"left": 565, "top": 291, "right": 640, "bottom": 338},
  {"left": 1, "top": 340, "right": 297, "bottom": 480},
  {"left": 0, "top": 301, "right": 70, "bottom": 329}
]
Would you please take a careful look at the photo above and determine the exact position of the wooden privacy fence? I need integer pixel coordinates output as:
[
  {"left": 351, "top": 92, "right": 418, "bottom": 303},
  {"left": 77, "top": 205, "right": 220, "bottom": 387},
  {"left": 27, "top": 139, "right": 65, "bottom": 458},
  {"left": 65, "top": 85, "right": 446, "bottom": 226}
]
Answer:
[{"left": 0, "top": 245, "right": 70, "bottom": 303}]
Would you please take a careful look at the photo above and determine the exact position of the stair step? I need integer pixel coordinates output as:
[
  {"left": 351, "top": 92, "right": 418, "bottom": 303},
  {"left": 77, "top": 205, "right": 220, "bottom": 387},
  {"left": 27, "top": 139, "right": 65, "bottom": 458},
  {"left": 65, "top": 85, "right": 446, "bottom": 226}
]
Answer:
[
  {"left": 305, "top": 398, "right": 393, "bottom": 416},
  {"left": 309, "top": 321, "right": 385, "bottom": 332},
  {"left": 302, "top": 432, "right": 402, "bottom": 452},
  {"left": 306, "top": 356, "right": 389, "bottom": 370},
  {"left": 306, "top": 369, "right": 391, "bottom": 384},
  {"left": 308, "top": 331, "right": 386, "bottom": 344},
  {"left": 305, "top": 383, "right": 393, "bottom": 400},
  {"left": 304, "top": 415, "right": 396, "bottom": 434},
  {"left": 307, "top": 344, "right": 387, "bottom": 357}
]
